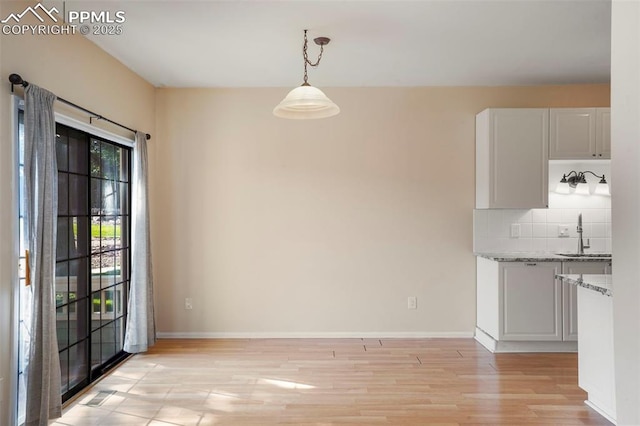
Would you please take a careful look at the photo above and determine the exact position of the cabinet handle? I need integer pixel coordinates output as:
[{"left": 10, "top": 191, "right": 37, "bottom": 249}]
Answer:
[
  {"left": 599, "top": 154, "right": 602, "bottom": 157},
  {"left": 525, "top": 263, "right": 537, "bottom": 266},
  {"left": 592, "top": 154, "right": 596, "bottom": 157}
]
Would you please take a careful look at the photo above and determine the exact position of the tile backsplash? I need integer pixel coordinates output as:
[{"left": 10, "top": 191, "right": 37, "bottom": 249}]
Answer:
[
  {"left": 474, "top": 207, "right": 611, "bottom": 253},
  {"left": 474, "top": 160, "right": 612, "bottom": 253}
]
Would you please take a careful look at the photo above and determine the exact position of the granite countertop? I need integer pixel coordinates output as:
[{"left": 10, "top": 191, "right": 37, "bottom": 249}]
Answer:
[
  {"left": 475, "top": 252, "right": 612, "bottom": 262},
  {"left": 556, "top": 274, "right": 613, "bottom": 297}
]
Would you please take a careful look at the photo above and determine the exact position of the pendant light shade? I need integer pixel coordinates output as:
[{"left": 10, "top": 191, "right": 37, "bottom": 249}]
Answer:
[
  {"left": 273, "top": 84, "right": 340, "bottom": 119},
  {"left": 274, "top": 30, "right": 339, "bottom": 119}
]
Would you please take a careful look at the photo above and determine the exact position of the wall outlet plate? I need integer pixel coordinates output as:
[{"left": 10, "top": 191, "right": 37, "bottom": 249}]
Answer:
[
  {"left": 407, "top": 296, "right": 417, "bottom": 310},
  {"left": 510, "top": 223, "right": 521, "bottom": 238},
  {"left": 558, "top": 224, "right": 570, "bottom": 237}
]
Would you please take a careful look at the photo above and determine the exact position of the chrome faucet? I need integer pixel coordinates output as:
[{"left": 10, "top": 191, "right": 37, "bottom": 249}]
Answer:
[{"left": 577, "top": 213, "right": 590, "bottom": 254}]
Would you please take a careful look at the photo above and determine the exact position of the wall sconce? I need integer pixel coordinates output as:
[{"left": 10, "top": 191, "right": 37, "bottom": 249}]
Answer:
[
  {"left": 556, "top": 171, "right": 610, "bottom": 196},
  {"left": 273, "top": 30, "right": 339, "bottom": 119}
]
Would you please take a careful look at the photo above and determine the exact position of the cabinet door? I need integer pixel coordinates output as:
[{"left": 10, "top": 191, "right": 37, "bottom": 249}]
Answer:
[
  {"left": 596, "top": 108, "right": 611, "bottom": 159},
  {"left": 577, "top": 286, "right": 616, "bottom": 418},
  {"left": 561, "top": 261, "right": 609, "bottom": 341},
  {"left": 477, "top": 109, "right": 548, "bottom": 208},
  {"left": 549, "top": 108, "right": 597, "bottom": 159},
  {"left": 500, "top": 262, "right": 562, "bottom": 341}
]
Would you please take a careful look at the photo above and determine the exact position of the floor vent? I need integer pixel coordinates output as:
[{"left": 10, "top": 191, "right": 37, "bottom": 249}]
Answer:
[{"left": 86, "top": 390, "right": 116, "bottom": 407}]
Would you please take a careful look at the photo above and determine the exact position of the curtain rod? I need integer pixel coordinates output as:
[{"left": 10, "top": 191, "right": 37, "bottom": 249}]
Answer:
[{"left": 8, "top": 73, "right": 151, "bottom": 140}]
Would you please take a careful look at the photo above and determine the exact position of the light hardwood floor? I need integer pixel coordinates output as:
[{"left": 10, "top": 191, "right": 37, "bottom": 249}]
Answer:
[{"left": 54, "top": 338, "right": 611, "bottom": 425}]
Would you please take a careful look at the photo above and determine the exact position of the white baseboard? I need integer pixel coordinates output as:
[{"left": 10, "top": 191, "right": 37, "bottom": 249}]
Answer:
[
  {"left": 475, "top": 327, "right": 578, "bottom": 353},
  {"left": 156, "top": 331, "right": 475, "bottom": 339},
  {"left": 584, "top": 399, "right": 616, "bottom": 425},
  {"left": 474, "top": 327, "right": 498, "bottom": 352}
]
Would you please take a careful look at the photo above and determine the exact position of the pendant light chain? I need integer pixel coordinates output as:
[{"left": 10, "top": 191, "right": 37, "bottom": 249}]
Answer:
[{"left": 302, "top": 29, "right": 325, "bottom": 85}]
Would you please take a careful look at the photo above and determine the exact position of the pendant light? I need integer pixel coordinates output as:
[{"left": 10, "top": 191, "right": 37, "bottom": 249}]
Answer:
[{"left": 273, "top": 30, "right": 339, "bottom": 119}]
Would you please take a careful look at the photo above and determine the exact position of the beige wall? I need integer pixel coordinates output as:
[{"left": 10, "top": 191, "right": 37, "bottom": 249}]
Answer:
[
  {"left": 0, "top": 1, "right": 155, "bottom": 422},
  {"left": 154, "top": 85, "right": 609, "bottom": 337}
]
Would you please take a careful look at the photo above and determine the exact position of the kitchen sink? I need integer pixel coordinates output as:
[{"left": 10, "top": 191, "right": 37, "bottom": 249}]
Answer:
[{"left": 556, "top": 253, "right": 612, "bottom": 258}]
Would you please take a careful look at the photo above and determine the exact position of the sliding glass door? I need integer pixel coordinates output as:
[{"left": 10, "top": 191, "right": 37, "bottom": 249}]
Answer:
[
  {"left": 17, "top": 112, "right": 132, "bottom": 421},
  {"left": 55, "top": 123, "right": 131, "bottom": 401}
]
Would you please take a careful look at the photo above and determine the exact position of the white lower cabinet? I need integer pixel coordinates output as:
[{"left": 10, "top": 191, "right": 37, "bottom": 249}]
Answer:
[
  {"left": 561, "top": 261, "right": 610, "bottom": 341},
  {"left": 501, "top": 261, "right": 562, "bottom": 341},
  {"left": 578, "top": 286, "right": 616, "bottom": 422},
  {"left": 476, "top": 257, "right": 595, "bottom": 353}
]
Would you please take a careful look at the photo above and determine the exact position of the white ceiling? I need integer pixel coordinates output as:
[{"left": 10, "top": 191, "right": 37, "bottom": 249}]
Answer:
[{"left": 79, "top": 0, "right": 611, "bottom": 88}]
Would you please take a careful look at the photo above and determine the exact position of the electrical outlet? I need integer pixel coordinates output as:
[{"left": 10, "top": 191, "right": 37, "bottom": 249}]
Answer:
[
  {"left": 510, "top": 223, "right": 521, "bottom": 238},
  {"left": 407, "top": 296, "right": 417, "bottom": 310},
  {"left": 185, "top": 298, "right": 193, "bottom": 310},
  {"left": 558, "top": 224, "right": 570, "bottom": 238}
]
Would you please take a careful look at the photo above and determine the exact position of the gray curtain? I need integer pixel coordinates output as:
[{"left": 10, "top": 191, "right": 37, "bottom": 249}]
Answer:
[
  {"left": 124, "top": 131, "right": 156, "bottom": 353},
  {"left": 24, "top": 84, "right": 62, "bottom": 425}
]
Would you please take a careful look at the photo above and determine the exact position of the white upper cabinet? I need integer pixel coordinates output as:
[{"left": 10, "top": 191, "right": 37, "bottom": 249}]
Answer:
[
  {"left": 476, "top": 108, "right": 549, "bottom": 209},
  {"left": 596, "top": 108, "right": 611, "bottom": 158},
  {"left": 549, "top": 108, "right": 610, "bottom": 159}
]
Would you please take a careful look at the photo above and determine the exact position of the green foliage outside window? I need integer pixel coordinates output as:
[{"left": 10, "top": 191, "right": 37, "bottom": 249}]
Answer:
[{"left": 73, "top": 222, "right": 121, "bottom": 238}]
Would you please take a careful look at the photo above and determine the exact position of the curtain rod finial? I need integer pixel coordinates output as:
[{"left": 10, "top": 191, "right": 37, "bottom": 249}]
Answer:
[{"left": 9, "top": 73, "right": 28, "bottom": 87}]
